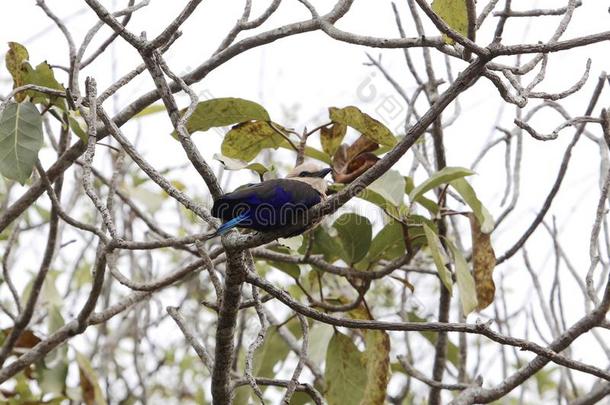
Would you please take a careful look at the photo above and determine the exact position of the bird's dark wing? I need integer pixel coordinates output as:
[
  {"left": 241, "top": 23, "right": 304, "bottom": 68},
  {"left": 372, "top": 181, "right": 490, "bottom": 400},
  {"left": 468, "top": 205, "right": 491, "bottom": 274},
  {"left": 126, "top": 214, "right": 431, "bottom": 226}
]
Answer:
[
  {"left": 214, "top": 181, "right": 279, "bottom": 204},
  {"left": 212, "top": 181, "right": 277, "bottom": 221},
  {"left": 272, "top": 180, "right": 323, "bottom": 207},
  {"left": 212, "top": 179, "right": 322, "bottom": 228}
]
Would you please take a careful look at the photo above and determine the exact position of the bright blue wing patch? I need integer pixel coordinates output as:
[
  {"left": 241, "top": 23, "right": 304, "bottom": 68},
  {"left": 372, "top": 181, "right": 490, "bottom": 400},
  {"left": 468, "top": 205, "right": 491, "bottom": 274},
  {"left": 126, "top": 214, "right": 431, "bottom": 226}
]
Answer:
[{"left": 216, "top": 212, "right": 249, "bottom": 235}]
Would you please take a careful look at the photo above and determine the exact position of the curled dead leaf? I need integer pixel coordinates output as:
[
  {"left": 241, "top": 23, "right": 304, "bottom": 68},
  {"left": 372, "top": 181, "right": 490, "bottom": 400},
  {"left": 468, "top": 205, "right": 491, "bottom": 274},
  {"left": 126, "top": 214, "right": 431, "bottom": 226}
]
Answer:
[
  {"left": 332, "top": 136, "right": 379, "bottom": 184},
  {"left": 469, "top": 214, "right": 496, "bottom": 310},
  {"left": 1, "top": 328, "right": 42, "bottom": 351},
  {"left": 346, "top": 135, "right": 378, "bottom": 160}
]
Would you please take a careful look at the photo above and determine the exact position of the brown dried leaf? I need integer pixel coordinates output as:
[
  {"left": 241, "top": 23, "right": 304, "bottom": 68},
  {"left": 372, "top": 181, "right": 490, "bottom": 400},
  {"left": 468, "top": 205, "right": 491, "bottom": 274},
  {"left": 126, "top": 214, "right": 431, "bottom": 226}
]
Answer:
[
  {"left": 346, "top": 152, "right": 378, "bottom": 174},
  {"left": 1, "top": 328, "right": 42, "bottom": 350},
  {"left": 332, "top": 137, "right": 379, "bottom": 184},
  {"left": 470, "top": 214, "right": 496, "bottom": 310},
  {"left": 76, "top": 351, "right": 106, "bottom": 405},
  {"left": 15, "top": 330, "right": 41, "bottom": 349},
  {"left": 333, "top": 154, "right": 378, "bottom": 183},
  {"left": 346, "top": 135, "right": 378, "bottom": 161}
]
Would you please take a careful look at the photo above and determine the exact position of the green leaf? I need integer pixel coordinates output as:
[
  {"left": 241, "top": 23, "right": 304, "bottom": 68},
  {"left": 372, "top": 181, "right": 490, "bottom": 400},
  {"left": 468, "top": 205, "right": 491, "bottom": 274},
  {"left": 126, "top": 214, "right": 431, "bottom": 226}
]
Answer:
[
  {"left": 185, "top": 97, "right": 270, "bottom": 133},
  {"left": 446, "top": 240, "right": 478, "bottom": 315},
  {"left": 42, "top": 270, "right": 63, "bottom": 309},
  {"left": 404, "top": 176, "right": 438, "bottom": 214},
  {"left": 330, "top": 183, "right": 396, "bottom": 211},
  {"left": 267, "top": 260, "right": 301, "bottom": 279},
  {"left": 48, "top": 306, "right": 65, "bottom": 337},
  {"left": 329, "top": 106, "right": 397, "bottom": 147},
  {"left": 409, "top": 166, "right": 474, "bottom": 203},
  {"left": 222, "top": 120, "right": 286, "bottom": 161},
  {"left": 407, "top": 312, "right": 460, "bottom": 367},
  {"left": 320, "top": 122, "right": 347, "bottom": 156},
  {"left": 450, "top": 177, "right": 494, "bottom": 233},
  {"left": 213, "top": 153, "right": 274, "bottom": 178},
  {"left": 37, "top": 322, "right": 69, "bottom": 398},
  {"left": 38, "top": 361, "right": 68, "bottom": 396},
  {"left": 406, "top": 214, "right": 437, "bottom": 250},
  {"left": 368, "top": 169, "right": 406, "bottom": 207},
  {"left": 290, "top": 392, "right": 314, "bottom": 405},
  {"left": 431, "top": 0, "right": 469, "bottom": 45},
  {"left": 0, "top": 102, "right": 43, "bottom": 184},
  {"left": 333, "top": 213, "right": 372, "bottom": 264},
  {"left": 300, "top": 226, "right": 343, "bottom": 262},
  {"left": 367, "top": 220, "right": 406, "bottom": 263},
  {"left": 23, "top": 61, "right": 66, "bottom": 110},
  {"left": 358, "top": 188, "right": 394, "bottom": 209},
  {"left": 74, "top": 261, "right": 93, "bottom": 288},
  {"left": 68, "top": 112, "right": 88, "bottom": 142},
  {"left": 43, "top": 303, "right": 68, "bottom": 380},
  {"left": 303, "top": 145, "right": 332, "bottom": 164},
  {"left": 422, "top": 224, "right": 453, "bottom": 294},
  {"left": 253, "top": 326, "right": 288, "bottom": 378},
  {"left": 278, "top": 235, "right": 303, "bottom": 251},
  {"left": 124, "top": 184, "right": 165, "bottom": 212},
  {"left": 135, "top": 104, "right": 166, "bottom": 118},
  {"left": 280, "top": 145, "right": 332, "bottom": 164},
  {"left": 307, "top": 324, "right": 334, "bottom": 365},
  {"left": 534, "top": 367, "right": 558, "bottom": 395},
  {"left": 233, "top": 386, "right": 252, "bottom": 405},
  {"left": 76, "top": 351, "right": 107, "bottom": 405},
  {"left": 324, "top": 332, "right": 367, "bottom": 405},
  {"left": 14, "top": 371, "right": 35, "bottom": 400},
  {"left": 253, "top": 318, "right": 303, "bottom": 383}
]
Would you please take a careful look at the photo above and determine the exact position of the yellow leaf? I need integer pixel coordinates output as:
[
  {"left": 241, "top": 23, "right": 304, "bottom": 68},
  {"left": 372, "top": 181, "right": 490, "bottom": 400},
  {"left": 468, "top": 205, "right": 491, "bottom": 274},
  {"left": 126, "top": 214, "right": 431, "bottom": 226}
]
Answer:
[
  {"left": 329, "top": 106, "right": 396, "bottom": 147},
  {"left": 349, "top": 305, "right": 391, "bottom": 405},
  {"left": 221, "top": 121, "right": 286, "bottom": 161},
  {"left": 320, "top": 122, "right": 346, "bottom": 156},
  {"left": 5, "top": 42, "right": 29, "bottom": 102},
  {"left": 431, "top": 0, "right": 470, "bottom": 45}
]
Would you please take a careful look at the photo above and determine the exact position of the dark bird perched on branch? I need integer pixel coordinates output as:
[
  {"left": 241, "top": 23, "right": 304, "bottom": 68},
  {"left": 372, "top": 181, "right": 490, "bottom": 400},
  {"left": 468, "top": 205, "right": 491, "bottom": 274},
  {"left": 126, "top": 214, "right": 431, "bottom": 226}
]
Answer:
[{"left": 212, "top": 163, "right": 332, "bottom": 236}]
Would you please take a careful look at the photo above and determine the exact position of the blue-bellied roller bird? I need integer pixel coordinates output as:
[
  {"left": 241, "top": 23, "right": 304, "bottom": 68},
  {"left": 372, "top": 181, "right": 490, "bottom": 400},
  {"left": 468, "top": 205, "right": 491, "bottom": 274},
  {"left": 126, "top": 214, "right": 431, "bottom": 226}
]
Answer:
[{"left": 212, "top": 163, "right": 332, "bottom": 236}]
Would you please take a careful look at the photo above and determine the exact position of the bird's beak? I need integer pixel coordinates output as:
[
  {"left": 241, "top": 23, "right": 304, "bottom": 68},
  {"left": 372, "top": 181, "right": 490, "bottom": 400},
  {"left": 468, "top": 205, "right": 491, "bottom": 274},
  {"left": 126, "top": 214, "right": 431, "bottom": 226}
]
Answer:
[{"left": 313, "top": 168, "right": 333, "bottom": 178}]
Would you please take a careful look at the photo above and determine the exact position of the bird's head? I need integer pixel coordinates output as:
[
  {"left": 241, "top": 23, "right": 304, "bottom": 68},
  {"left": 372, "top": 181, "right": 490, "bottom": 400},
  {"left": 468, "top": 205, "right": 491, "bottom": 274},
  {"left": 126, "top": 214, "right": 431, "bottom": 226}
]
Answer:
[{"left": 286, "top": 162, "right": 332, "bottom": 195}]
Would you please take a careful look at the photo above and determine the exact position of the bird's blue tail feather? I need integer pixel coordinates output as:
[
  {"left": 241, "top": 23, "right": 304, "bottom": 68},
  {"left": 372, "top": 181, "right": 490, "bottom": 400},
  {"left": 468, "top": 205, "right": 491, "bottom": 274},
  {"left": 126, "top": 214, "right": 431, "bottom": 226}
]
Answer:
[{"left": 216, "top": 213, "right": 249, "bottom": 236}]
